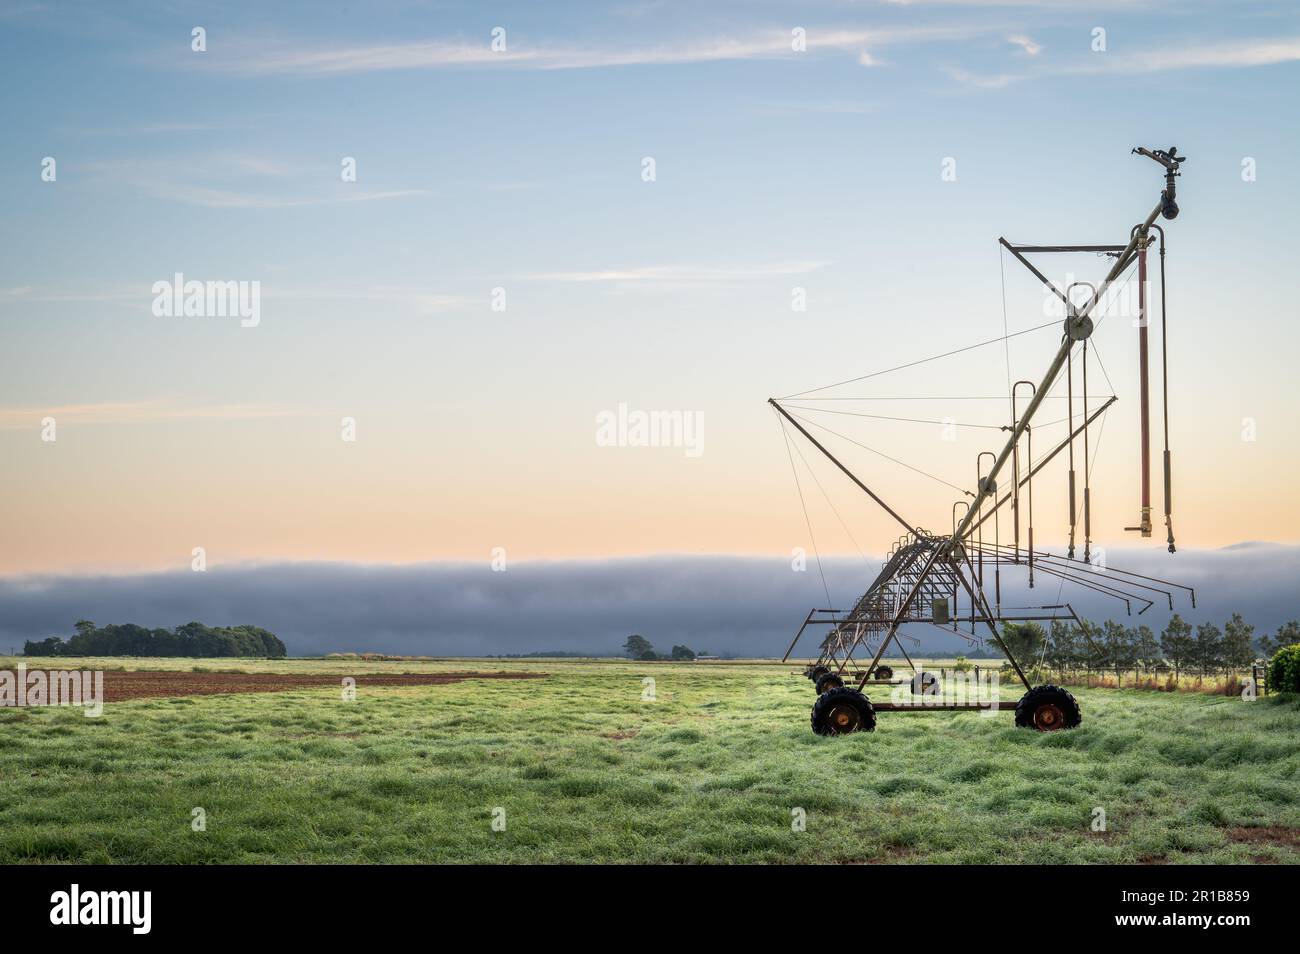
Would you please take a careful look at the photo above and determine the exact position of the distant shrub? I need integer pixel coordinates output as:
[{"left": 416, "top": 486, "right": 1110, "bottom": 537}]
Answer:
[
  {"left": 1266, "top": 644, "right": 1300, "bottom": 694},
  {"left": 952, "top": 656, "right": 972, "bottom": 672}
]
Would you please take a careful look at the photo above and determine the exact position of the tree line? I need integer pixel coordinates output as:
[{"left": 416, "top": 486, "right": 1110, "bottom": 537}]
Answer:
[
  {"left": 23, "top": 620, "right": 287, "bottom": 659},
  {"left": 999, "top": 615, "right": 1299, "bottom": 675}
]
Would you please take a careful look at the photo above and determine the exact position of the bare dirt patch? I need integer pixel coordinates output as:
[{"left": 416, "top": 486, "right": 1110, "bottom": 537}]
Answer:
[
  {"left": 1225, "top": 826, "right": 1300, "bottom": 850},
  {"left": 78, "top": 670, "right": 546, "bottom": 702}
]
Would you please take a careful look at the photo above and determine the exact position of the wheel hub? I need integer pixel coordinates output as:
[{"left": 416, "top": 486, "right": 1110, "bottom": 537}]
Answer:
[
  {"left": 1033, "top": 702, "right": 1065, "bottom": 731},
  {"left": 830, "top": 705, "right": 860, "bottom": 733}
]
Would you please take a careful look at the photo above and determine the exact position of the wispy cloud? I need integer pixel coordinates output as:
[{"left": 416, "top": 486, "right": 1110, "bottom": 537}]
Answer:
[
  {"left": 945, "top": 66, "right": 1022, "bottom": 89},
  {"left": 0, "top": 401, "right": 305, "bottom": 431},
  {"left": 0, "top": 286, "right": 139, "bottom": 303},
  {"left": 143, "top": 182, "right": 431, "bottom": 209},
  {"left": 761, "top": 99, "right": 878, "bottom": 116},
  {"left": 519, "top": 262, "right": 831, "bottom": 285},
  {"left": 1007, "top": 34, "right": 1042, "bottom": 56},
  {"left": 76, "top": 154, "right": 431, "bottom": 209},
  {"left": 1108, "top": 37, "right": 1300, "bottom": 73},
  {"left": 262, "top": 287, "right": 473, "bottom": 314},
  {"left": 182, "top": 26, "right": 995, "bottom": 77},
  {"left": 949, "top": 35, "right": 1300, "bottom": 88},
  {"left": 0, "top": 284, "right": 471, "bottom": 314}
]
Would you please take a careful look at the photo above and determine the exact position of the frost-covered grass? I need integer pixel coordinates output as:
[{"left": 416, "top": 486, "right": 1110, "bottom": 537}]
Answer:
[{"left": 1, "top": 658, "right": 1297, "bottom": 863}]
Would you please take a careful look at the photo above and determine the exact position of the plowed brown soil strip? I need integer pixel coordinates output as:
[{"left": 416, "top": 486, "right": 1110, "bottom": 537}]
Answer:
[{"left": 86, "top": 670, "right": 547, "bottom": 702}]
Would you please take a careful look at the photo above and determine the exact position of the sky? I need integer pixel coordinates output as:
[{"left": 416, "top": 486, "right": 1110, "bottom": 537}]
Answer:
[{"left": 1, "top": 1, "right": 1298, "bottom": 650}]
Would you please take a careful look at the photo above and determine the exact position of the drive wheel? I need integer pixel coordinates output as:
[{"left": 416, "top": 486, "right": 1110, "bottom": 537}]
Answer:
[
  {"left": 815, "top": 672, "right": 845, "bottom": 694},
  {"left": 811, "top": 687, "right": 876, "bottom": 735},
  {"left": 910, "top": 671, "right": 939, "bottom": 695},
  {"left": 1014, "top": 684, "right": 1082, "bottom": 731},
  {"left": 874, "top": 665, "right": 894, "bottom": 681},
  {"left": 808, "top": 665, "right": 831, "bottom": 683}
]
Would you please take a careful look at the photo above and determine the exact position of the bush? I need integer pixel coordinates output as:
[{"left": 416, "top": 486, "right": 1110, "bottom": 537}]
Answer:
[{"left": 1265, "top": 644, "right": 1300, "bottom": 694}]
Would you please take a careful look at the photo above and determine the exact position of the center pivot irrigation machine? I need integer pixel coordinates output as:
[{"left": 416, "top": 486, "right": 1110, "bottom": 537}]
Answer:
[{"left": 772, "top": 146, "right": 1196, "bottom": 735}]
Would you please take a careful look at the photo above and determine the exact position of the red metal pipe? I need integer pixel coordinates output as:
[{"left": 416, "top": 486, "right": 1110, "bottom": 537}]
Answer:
[{"left": 1134, "top": 239, "right": 1153, "bottom": 536}]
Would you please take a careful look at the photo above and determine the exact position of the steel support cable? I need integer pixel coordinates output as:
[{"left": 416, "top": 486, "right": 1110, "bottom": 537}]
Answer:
[
  {"left": 783, "top": 404, "right": 1089, "bottom": 431},
  {"left": 776, "top": 413, "right": 835, "bottom": 611},
  {"left": 1087, "top": 255, "right": 1140, "bottom": 337},
  {"left": 1020, "top": 402, "right": 1113, "bottom": 477},
  {"left": 780, "top": 405, "right": 1006, "bottom": 429},
  {"left": 785, "top": 431, "right": 874, "bottom": 566},
  {"left": 1085, "top": 337, "right": 1118, "bottom": 398},
  {"left": 779, "top": 319, "right": 1060, "bottom": 400},
  {"left": 1000, "top": 243, "right": 1014, "bottom": 421},
  {"left": 1022, "top": 399, "right": 1111, "bottom": 547},
  {"left": 962, "top": 398, "right": 1118, "bottom": 545},
  {"left": 788, "top": 411, "right": 973, "bottom": 497},
  {"left": 792, "top": 394, "right": 1115, "bottom": 401},
  {"left": 1023, "top": 256, "right": 1132, "bottom": 421}
]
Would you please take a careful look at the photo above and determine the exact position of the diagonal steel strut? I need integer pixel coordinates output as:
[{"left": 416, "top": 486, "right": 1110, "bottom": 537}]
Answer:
[{"left": 769, "top": 398, "right": 915, "bottom": 535}]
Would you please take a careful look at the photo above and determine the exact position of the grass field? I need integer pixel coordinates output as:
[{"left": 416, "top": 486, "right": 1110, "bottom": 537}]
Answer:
[{"left": 1, "top": 656, "right": 1298, "bottom": 864}]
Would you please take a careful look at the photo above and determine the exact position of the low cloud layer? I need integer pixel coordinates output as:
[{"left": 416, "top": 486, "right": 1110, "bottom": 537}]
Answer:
[{"left": 1, "top": 545, "right": 1296, "bottom": 657}]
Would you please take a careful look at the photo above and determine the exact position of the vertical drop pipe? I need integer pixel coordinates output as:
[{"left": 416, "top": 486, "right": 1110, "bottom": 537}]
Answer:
[
  {"left": 1082, "top": 341, "right": 1092, "bottom": 564},
  {"left": 1011, "top": 382, "right": 1036, "bottom": 572},
  {"left": 1134, "top": 233, "right": 1153, "bottom": 536},
  {"left": 1067, "top": 355, "right": 1076, "bottom": 559},
  {"left": 1063, "top": 282, "right": 1094, "bottom": 560},
  {"left": 1010, "top": 427, "right": 1020, "bottom": 563},
  {"left": 1026, "top": 424, "right": 1034, "bottom": 587},
  {"left": 977, "top": 451, "right": 995, "bottom": 590},
  {"left": 1153, "top": 225, "right": 1176, "bottom": 552}
]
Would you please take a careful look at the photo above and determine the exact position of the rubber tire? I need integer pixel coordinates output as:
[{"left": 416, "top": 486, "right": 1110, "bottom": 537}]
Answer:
[
  {"left": 910, "top": 671, "right": 939, "bottom": 696},
  {"left": 808, "top": 665, "right": 831, "bottom": 683},
  {"left": 874, "top": 665, "right": 894, "bottom": 681},
  {"left": 1014, "top": 684, "right": 1082, "bottom": 731},
  {"left": 811, "top": 686, "right": 876, "bottom": 735},
  {"left": 815, "top": 672, "right": 845, "bottom": 694}
]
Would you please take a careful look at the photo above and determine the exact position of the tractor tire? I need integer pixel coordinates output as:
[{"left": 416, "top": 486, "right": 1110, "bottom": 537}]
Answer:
[
  {"left": 808, "top": 665, "right": 831, "bottom": 683},
  {"left": 811, "top": 686, "right": 876, "bottom": 735},
  {"left": 910, "top": 671, "right": 939, "bottom": 696},
  {"left": 815, "top": 672, "right": 845, "bottom": 694},
  {"left": 1014, "top": 684, "right": 1082, "bottom": 732},
  {"left": 874, "top": 665, "right": 894, "bottom": 681}
]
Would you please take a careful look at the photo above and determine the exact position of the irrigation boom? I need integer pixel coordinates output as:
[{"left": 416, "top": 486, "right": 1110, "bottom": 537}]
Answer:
[{"left": 771, "top": 145, "right": 1192, "bottom": 735}]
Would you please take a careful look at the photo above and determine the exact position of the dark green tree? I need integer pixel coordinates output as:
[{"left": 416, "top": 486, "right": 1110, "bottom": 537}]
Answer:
[
  {"left": 1045, "top": 620, "right": 1079, "bottom": 669},
  {"left": 22, "top": 621, "right": 287, "bottom": 658},
  {"left": 1160, "top": 613, "right": 1194, "bottom": 676},
  {"left": 1102, "top": 620, "right": 1138, "bottom": 681},
  {"left": 1000, "top": 621, "right": 1046, "bottom": 665},
  {"left": 22, "top": 637, "right": 66, "bottom": 656},
  {"left": 1221, "top": 614, "right": 1256, "bottom": 670},
  {"left": 1133, "top": 624, "right": 1161, "bottom": 669},
  {"left": 1258, "top": 620, "right": 1300, "bottom": 658},
  {"left": 1192, "top": 622, "right": 1223, "bottom": 673},
  {"left": 670, "top": 645, "right": 696, "bottom": 660},
  {"left": 622, "top": 634, "right": 656, "bottom": 660}
]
